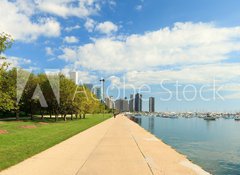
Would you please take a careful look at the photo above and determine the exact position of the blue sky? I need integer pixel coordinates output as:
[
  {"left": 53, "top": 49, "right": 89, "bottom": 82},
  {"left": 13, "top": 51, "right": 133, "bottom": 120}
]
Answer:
[{"left": 1, "top": 0, "right": 240, "bottom": 112}]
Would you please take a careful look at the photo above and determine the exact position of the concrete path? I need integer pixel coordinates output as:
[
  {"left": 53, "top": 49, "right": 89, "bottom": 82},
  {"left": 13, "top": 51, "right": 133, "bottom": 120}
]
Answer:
[{"left": 0, "top": 115, "right": 210, "bottom": 175}]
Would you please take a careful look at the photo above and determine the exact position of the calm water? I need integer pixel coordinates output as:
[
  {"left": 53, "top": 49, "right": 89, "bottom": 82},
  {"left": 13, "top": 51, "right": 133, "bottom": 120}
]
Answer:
[{"left": 133, "top": 116, "right": 240, "bottom": 175}]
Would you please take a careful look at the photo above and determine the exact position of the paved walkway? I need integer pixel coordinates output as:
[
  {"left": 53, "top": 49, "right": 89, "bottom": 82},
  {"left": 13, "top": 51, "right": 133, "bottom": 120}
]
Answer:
[{"left": 0, "top": 115, "right": 210, "bottom": 175}]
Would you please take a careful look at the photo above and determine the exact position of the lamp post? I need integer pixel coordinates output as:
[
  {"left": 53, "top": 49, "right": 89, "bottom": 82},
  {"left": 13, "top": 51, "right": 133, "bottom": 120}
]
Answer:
[{"left": 100, "top": 78, "right": 105, "bottom": 116}]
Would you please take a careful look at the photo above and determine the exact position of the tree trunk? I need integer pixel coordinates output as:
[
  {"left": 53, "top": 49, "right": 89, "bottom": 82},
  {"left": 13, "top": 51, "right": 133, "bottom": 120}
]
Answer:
[
  {"left": 16, "top": 110, "right": 19, "bottom": 121},
  {"left": 75, "top": 113, "right": 78, "bottom": 119},
  {"left": 71, "top": 113, "right": 73, "bottom": 120},
  {"left": 40, "top": 108, "right": 44, "bottom": 120},
  {"left": 30, "top": 101, "right": 33, "bottom": 120},
  {"left": 83, "top": 113, "right": 86, "bottom": 119},
  {"left": 49, "top": 111, "right": 52, "bottom": 119},
  {"left": 64, "top": 114, "right": 67, "bottom": 121},
  {"left": 55, "top": 114, "right": 58, "bottom": 121},
  {"left": 30, "top": 113, "right": 33, "bottom": 120}
]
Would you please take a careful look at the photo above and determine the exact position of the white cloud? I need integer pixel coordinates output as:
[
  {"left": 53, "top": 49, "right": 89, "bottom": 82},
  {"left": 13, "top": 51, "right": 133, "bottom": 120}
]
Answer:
[
  {"left": 108, "top": 0, "right": 116, "bottom": 8},
  {"left": 61, "top": 68, "right": 97, "bottom": 84},
  {"left": 135, "top": 5, "right": 143, "bottom": 11},
  {"left": 0, "top": 0, "right": 61, "bottom": 42},
  {"left": 59, "top": 22, "right": 240, "bottom": 73},
  {"left": 220, "top": 84, "right": 240, "bottom": 92},
  {"left": 47, "top": 57, "right": 56, "bottom": 62},
  {"left": 0, "top": 54, "right": 32, "bottom": 68},
  {"left": 65, "top": 25, "right": 81, "bottom": 32},
  {"left": 45, "top": 47, "right": 54, "bottom": 56},
  {"left": 95, "top": 21, "right": 118, "bottom": 35},
  {"left": 84, "top": 18, "right": 96, "bottom": 32},
  {"left": 77, "top": 71, "right": 97, "bottom": 84},
  {"left": 35, "top": 0, "right": 101, "bottom": 18},
  {"left": 58, "top": 47, "right": 78, "bottom": 62},
  {"left": 124, "top": 63, "right": 240, "bottom": 86},
  {"left": 215, "top": 84, "right": 240, "bottom": 99},
  {"left": 224, "top": 93, "right": 240, "bottom": 100},
  {"left": 64, "top": 36, "right": 79, "bottom": 43},
  {"left": 0, "top": 0, "right": 109, "bottom": 42}
]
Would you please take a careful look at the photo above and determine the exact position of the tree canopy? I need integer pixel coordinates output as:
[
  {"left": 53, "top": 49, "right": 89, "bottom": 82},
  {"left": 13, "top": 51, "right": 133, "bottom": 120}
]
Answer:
[{"left": 0, "top": 33, "right": 105, "bottom": 120}]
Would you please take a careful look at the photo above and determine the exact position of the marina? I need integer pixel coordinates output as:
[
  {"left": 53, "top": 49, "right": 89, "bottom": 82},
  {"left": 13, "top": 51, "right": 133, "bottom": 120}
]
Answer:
[
  {"left": 128, "top": 112, "right": 240, "bottom": 121},
  {"left": 128, "top": 113, "right": 240, "bottom": 175}
]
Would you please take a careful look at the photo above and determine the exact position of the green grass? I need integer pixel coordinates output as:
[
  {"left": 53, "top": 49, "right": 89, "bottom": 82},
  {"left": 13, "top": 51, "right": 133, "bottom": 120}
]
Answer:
[{"left": 0, "top": 114, "right": 112, "bottom": 171}]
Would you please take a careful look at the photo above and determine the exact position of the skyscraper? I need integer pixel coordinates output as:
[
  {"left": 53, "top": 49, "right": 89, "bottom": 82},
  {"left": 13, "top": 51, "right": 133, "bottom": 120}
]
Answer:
[
  {"left": 149, "top": 97, "right": 155, "bottom": 113},
  {"left": 105, "top": 96, "right": 114, "bottom": 109},
  {"left": 69, "top": 71, "right": 78, "bottom": 84},
  {"left": 93, "top": 86, "right": 101, "bottom": 100},
  {"left": 115, "top": 98, "right": 129, "bottom": 112},
  {"left": 135, "top": 93, "right": 142, "bottom": 112},
  {"left": 129, "top": 94, "right": 134, "bottom": 112},
  {"left": 123, "top": 97, "right": 129, "bottom": 112},
  {"left": 114, "top": 99, "right": 122, "bottom": 112}
]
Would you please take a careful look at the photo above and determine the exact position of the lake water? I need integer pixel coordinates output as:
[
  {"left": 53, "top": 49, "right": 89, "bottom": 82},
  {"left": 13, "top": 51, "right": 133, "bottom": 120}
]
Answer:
[{"left": 133, "top": 116, "right": 240, "bottom": 175}]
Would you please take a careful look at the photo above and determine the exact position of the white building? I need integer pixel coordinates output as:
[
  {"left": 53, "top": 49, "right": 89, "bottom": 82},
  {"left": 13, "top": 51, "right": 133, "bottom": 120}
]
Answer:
[
  {"left": 105, "top": 96, "right": 114, "bottom": 109},
  {"left": 69, "top": 71, "right": 78, "bottom": 85}
]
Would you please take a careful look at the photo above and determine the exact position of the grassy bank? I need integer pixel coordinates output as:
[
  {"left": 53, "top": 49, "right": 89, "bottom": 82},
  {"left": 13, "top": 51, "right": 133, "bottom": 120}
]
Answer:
[{"left": 0, "top": 114, "right": 111, "bottom": 171}]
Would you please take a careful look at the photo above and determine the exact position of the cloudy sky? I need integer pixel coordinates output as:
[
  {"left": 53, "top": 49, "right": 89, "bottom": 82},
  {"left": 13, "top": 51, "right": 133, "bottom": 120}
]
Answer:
[{"left": 1, "top": 0, "right": 240, "bottom": 112}]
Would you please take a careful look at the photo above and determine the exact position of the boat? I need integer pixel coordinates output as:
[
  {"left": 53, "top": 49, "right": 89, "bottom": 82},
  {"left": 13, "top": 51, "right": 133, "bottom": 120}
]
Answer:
[
  {"left": 169, "top": 115, "right": 178, "bottom": 119},
  {"left": 223, "top": 114, "right": 232, "bottom": 119},
  {"left": 204, "top": 113, "right": 216, "bottom": 121},
  {"left": 161, "top": 114, "right": 169, "bottom": 118},
  {"left": 235, "top": 116, "right": 240, "bottom": 121}
]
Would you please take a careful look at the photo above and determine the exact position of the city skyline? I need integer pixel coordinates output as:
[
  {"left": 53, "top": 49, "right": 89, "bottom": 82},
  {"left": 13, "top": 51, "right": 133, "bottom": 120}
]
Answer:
[
  {"left": 1, "top": 1, "right": 240, "bottom": 175},
  {"left": 1, "top": 0, "right": 240, "bottom": 112}
]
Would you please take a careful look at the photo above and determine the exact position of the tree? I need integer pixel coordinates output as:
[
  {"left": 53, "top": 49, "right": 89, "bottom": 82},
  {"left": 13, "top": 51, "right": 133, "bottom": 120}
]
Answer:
[
  {"left": 39, "top": 73, "right": 59, "bottom": 121},
  {"left": 19, "top": 72, "right": 38, "bottom": 120},
  {"left": 0, "top": 69, "right": 16, "bottom": 112},
  {"left": 59, "top": 74, "right": 76, "bottom": 121},
  {"left": 0, "top": 33, "right": 13, "bottom": 71},
  {"left": 0, "top": 33, "right": 14, "bottom": 113},
  {"left": 0, "top": 68, "right": 20, "bottom": 119}
]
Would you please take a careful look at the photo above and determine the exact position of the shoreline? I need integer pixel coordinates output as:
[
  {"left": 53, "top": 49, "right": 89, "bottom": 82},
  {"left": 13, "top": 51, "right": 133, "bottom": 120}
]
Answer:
[
  {"left": 1, "top": 114, "right": 211, "bottom": 175},
  {"left": 125, "top": 114, "right": 211, "bottom": 175}
]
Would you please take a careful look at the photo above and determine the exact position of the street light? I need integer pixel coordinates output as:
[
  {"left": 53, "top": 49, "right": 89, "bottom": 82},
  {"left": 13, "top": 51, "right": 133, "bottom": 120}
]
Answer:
[{"left": 100, "top": 78, "right": 105, "bottom": 117}]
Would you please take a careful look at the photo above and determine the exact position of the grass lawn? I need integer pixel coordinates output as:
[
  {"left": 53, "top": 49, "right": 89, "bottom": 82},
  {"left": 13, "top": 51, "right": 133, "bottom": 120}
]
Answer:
[{"left": 0, "top": 114, "right": 112, "bottom": 171}]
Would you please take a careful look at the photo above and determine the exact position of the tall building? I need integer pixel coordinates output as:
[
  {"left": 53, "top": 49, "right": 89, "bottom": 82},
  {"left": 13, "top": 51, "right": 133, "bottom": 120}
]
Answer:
[
  {"left": 135, "top": 93, "right": 142, "bottom": 112},
  {"left": 69, "top": 71, "right": 78, "bottom": 84},
  {"left": 115, "top": 99, "right": 123, "bottom": 112},
  {"left": 93, "top": 86, "right": 101, "bottom": 100},
  {"left": 149, "top": 97, "right": 155, "bottom": 113},
  {"left": 123, "top": 97, "right": 129, "bottom": 112},
  {"left": 105, "top": 96, "right": 114, "bottom": 109},
  {"left": 129, "top": 94, "right": 134, "bottom": 112},
  {"left": 115, "top": 98, "right": 129, "bottom": 112}
]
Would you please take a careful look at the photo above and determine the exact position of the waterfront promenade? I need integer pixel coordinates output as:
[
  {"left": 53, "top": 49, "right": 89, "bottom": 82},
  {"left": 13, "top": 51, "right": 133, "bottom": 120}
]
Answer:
[{"left": 0, "top": 115, "right": 210, "bottom": 175}]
